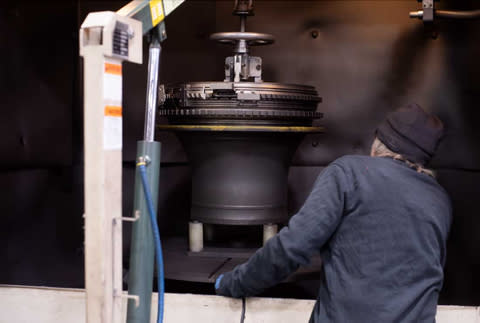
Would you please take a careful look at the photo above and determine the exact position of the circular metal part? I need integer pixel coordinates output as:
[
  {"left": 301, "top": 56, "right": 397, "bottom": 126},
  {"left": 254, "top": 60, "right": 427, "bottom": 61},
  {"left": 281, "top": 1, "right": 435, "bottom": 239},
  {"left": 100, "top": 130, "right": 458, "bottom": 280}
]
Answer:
[
  {"left": 210, "top": 32, "right": 275, "bottom": 46},
  {"left": 159, "top": 81, "right": 322, "bottom": 227},
  {"left": 178, "top": 131, "right": 304, "bottom": 225},
  {"left": 158, "top": 110, "right": 323, "bottom": 125},
  {"left": 157, "top": 124, "right": 325, "bottom": 133},
  {"left": 160, "top": 81, "right": 322, "bottom": 126}
]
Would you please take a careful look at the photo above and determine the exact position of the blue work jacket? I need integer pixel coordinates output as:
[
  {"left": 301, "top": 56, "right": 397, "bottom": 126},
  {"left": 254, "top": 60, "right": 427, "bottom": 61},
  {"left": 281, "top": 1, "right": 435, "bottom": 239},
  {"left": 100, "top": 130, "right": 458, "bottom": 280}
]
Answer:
[{"left": 216, "top": 156, "right": 452, "bottom": 323}]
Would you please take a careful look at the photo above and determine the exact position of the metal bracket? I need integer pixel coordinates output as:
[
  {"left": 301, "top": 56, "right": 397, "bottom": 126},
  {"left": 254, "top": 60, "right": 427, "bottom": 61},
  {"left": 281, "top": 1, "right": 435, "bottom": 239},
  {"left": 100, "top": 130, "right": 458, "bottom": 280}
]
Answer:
[
  {"left": 114, "top": 289, "right": 140, "bottom": 308},
  {"left": 157, "top": 20, "right": 167, "bottom": 42},
  {"left": 117, "top": 0, "right": 184, "bottom": 36},
  {"left": 237, "top": 91, "right": 260, "bottom": 101},
  {"left": 114, "top": 210, "right": 141, "bottom": 223},
  {"left": 158, "top": 84, "right": 166, "bottom": 105},
  {"left": 233, "top": 0, "right": 254, "bottom": 16},
  {"left": 225, "top": 55, "right": 263, "bottom": 82},
  {"left": 422, "top": 0, "right": 434, "bottom": 22},
  {"left": 409, "top": 0, "right": 441, "bottom": 38},
  {"left": 411, "top": 0, "right": 439, "bottom": 22},
  {"left": 137, "top": 155, "right": 152, "bottom": 165}
]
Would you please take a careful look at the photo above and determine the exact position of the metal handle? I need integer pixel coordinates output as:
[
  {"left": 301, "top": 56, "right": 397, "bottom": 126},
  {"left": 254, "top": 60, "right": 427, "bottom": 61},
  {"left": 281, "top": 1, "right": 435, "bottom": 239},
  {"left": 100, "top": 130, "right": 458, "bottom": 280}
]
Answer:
[
  {"left": 210, "top": 32, "right": 275, "bottom": 46},
  {"left": 410, "top": 9, "right": 480, "bottom": 20}
]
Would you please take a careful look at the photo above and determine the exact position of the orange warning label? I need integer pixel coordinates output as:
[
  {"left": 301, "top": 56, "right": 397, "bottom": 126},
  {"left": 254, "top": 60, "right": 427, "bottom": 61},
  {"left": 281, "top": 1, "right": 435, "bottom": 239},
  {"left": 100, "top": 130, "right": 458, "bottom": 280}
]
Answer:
[
  {"left": 105, "top": 63, "right": 122, "bottom": 76},
  {"left": 104, "top": 105, "right": 122, "bottom": 117}
]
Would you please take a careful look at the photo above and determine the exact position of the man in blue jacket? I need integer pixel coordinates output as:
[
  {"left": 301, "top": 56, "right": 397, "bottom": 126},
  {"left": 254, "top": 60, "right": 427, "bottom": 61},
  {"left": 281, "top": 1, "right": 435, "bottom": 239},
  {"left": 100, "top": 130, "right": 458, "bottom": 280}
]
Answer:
[{"left": 215, "top": 103, "right": 451, "bottom": 322}]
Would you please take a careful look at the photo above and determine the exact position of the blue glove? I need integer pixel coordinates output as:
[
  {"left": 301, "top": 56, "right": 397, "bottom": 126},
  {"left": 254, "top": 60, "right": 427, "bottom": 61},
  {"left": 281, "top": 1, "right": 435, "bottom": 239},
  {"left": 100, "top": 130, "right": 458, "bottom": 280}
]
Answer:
[{"left": 215, "top": 274, "right": 224, "bottom": 290}]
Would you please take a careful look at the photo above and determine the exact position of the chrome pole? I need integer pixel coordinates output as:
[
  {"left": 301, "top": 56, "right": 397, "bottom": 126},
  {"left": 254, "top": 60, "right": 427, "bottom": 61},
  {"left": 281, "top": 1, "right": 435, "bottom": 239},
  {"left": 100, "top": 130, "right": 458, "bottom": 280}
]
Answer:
[{"left": 143, "top": 37, "right": 161, "bottom": 142}]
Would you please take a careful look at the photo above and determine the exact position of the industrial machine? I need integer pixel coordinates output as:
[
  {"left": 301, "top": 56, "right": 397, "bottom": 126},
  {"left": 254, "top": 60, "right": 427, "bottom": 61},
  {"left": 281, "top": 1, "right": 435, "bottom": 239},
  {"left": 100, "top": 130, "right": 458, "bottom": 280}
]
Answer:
[
  {"left": 157, "top": 0, "right": 324, "bottom": 282},
  {"left": 159, "top": 0, "right": 323, "bottom": 247},
  {"left": 78, "top": 1, "right": 480, "bottom": 323}
]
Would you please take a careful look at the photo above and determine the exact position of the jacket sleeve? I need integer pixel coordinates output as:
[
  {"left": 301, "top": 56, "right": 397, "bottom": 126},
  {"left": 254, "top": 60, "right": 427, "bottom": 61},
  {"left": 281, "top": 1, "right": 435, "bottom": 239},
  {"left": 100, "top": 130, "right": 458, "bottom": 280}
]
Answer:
[{"left": 215, "top": 164, "right": 350, "bottom": 298}]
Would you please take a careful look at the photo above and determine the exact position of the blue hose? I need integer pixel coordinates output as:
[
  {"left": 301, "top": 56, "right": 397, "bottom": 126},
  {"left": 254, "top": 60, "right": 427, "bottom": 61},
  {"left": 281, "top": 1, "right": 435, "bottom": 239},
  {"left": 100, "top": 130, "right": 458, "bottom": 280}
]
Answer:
[{"left": 137, "top": 162, "right": 164, "bottom": 323}]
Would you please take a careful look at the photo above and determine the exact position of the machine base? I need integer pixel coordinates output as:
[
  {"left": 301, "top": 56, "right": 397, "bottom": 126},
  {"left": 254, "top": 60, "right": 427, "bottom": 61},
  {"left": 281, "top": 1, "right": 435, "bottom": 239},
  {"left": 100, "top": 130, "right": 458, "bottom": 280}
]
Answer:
[{"left": 163, "top": 236, "right": 322, "bottom": 283}]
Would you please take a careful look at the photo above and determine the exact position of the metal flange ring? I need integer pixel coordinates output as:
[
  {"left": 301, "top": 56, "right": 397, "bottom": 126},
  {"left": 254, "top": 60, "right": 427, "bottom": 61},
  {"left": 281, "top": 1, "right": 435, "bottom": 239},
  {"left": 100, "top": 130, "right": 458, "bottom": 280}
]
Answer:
[
  {"left": 210, "top": 32, "right": 275, "bottom": 46},
  {"left": 157, "top": 124, "right": 325, "bottom": 133}
]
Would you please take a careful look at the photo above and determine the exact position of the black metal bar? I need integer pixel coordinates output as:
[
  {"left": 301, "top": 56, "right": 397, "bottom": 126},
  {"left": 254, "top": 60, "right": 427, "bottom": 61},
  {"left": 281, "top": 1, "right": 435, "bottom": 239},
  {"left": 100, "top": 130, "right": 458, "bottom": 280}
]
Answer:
[
  {"left": 410, "top": 9, "right": 480, "bottom": 20},
  {"left": 436, "top": 10, "right": 480, "bottom": 19}
]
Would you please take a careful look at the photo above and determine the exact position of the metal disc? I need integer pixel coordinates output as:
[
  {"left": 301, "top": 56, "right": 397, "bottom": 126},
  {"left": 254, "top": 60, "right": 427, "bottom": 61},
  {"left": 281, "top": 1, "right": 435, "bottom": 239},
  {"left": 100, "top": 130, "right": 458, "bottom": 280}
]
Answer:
[
  {"left": 210, "top": 32, "right": 275, "bottom": 46},
  {"left": 160, "top": 81, "right": 322, "bottom": 127}
]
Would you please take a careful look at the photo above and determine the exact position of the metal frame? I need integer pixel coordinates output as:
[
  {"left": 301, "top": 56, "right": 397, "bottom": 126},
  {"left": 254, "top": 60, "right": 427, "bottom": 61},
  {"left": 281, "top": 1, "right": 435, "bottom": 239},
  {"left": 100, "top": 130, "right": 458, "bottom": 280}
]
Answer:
[{"left": 80, "top": 11, "right": 142, "bottom": 323}]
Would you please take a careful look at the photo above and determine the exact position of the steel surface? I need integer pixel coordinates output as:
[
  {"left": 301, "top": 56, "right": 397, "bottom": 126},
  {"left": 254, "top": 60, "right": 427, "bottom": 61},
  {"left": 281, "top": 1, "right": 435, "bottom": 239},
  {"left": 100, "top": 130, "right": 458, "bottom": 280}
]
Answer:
[{"left": 178, "top": 132, "right": 305, "bottom": 225}]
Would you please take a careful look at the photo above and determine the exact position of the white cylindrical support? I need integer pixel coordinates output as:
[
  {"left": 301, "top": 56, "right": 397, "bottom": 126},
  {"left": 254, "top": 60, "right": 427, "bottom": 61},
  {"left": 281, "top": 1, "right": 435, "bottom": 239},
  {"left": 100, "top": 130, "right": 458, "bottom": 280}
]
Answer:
[
  {"left": 263, "top": 224, "right": 278, "bottom": 245},
  {"left": 189, "top": 221, "right": 204, "bottom": 252}
]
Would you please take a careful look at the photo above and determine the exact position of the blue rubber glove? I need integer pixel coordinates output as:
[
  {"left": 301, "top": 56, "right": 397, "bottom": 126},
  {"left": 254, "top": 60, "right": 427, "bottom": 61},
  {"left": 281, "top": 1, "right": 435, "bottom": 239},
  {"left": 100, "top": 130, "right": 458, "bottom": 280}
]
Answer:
[{"left": 215, "top": 274, "right": 224, "bottom": 290}]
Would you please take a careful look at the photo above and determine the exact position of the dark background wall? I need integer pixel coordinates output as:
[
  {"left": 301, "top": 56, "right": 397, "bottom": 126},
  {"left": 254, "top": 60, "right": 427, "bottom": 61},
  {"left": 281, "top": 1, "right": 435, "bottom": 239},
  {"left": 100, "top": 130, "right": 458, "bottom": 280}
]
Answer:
[{"left": 1, "top": 0, "right": 479, "bottom": 306}]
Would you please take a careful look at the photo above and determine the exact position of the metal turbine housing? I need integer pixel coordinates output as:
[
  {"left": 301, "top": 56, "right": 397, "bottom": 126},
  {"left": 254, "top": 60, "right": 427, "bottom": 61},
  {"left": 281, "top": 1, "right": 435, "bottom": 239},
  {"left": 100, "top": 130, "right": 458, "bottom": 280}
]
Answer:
[{"left": 157, "top": 4, "right": 324, "bottom": 227}]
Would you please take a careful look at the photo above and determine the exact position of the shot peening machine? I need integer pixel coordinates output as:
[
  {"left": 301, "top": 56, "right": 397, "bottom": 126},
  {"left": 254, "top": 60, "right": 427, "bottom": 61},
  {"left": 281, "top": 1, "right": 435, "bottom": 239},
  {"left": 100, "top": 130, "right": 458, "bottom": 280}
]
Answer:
[{"left": 158, "top": 0, "right": 324, "bottom": 253}]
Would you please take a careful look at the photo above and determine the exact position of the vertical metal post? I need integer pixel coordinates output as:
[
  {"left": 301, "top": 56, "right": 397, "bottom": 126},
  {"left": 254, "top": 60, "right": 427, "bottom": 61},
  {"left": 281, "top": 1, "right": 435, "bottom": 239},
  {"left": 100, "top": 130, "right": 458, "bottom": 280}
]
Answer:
[
  {"left": 83, "top": 51, "right": 122, "bottom": 323},
  {"left": 240, "top": 16, "right": 246, "bottom": 32},
  {"left": 127, "top": 141, "right": 161, "bottom": 323},
  {"left": 80, "top": 12, "right": 142, "bottom": 323},
  {"left": 127, "top": 31, "right": 162, "bottom": 323}
]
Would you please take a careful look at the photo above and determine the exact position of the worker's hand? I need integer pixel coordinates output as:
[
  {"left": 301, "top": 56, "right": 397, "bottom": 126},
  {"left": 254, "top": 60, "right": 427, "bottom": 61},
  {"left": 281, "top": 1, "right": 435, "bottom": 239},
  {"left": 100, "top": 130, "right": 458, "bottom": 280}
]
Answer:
[{"left": 215, "top": 274, "right": 224, "bottom": 293}]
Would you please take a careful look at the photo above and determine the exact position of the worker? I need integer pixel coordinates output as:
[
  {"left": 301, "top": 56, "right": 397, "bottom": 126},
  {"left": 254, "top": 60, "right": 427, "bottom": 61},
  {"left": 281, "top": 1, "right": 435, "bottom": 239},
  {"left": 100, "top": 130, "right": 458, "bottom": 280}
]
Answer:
[{"left": 215, "top": 103, "right": 451, "bottom": 322}]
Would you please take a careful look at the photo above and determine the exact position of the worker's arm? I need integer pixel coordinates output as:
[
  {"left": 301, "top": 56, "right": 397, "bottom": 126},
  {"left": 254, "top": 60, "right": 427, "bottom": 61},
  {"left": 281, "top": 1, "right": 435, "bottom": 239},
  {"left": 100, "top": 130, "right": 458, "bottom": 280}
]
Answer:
[{"left": 215, "top": 163, "right": 350, "bottom": 298}]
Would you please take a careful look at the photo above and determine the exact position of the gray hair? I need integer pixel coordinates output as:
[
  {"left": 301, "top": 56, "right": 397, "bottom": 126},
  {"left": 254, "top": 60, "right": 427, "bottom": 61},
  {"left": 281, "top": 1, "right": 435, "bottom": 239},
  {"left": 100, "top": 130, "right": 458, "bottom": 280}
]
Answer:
[{"left": 371, "top": 137, "right": 435, "bottom": 178}]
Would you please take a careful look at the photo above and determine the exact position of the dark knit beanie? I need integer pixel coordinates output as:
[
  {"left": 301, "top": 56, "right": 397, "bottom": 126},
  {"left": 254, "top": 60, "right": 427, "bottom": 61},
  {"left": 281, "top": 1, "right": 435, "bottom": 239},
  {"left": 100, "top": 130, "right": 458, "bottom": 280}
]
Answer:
[{"left": 376, "top": 103, "right": 444, "bottom": 165}]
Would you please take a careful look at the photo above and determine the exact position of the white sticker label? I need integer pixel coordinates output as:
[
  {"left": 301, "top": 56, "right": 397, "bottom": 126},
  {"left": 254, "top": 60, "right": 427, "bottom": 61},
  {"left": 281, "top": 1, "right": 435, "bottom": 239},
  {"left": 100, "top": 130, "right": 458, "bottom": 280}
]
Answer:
[
  {"left": 103, "top": 73, "right": 122, "bottom": 102},
  {"left": 104, "top": 115, "right": 122, "bottom": 151}
]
